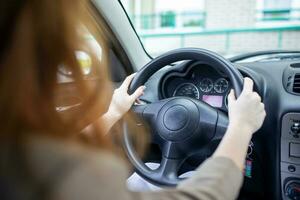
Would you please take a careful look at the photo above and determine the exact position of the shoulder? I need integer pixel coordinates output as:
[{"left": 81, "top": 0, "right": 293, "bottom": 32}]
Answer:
[{"left": 26, "top": 136, "right": 130, "bottom": 199}]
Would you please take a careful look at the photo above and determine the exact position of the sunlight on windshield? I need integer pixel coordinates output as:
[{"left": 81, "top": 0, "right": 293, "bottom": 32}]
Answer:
[{"left": 120, "top": 0, "right": 300, "bottom": 57}]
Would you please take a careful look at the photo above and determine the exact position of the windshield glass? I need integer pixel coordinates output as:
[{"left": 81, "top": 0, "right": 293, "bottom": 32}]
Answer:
[{"left": 120, "top": 0, "right": 300, "bottom": 58}]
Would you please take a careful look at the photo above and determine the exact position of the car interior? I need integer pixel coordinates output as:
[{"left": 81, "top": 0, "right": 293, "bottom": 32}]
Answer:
[{"left": 55, "top": 1, "right": 300, "bottom": 199}]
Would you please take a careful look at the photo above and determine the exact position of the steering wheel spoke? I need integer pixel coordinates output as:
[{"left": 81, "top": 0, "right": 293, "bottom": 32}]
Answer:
[
  {"left": 156, "top": 156, "right": 185, "bottom": 185},
  {"left": 149, "top": 142, "right": 185, "bottom": 185},
  {"left": 212, "top": 111, "right": 229, "bottom": 141},
  {"left": 131, "top": 104, "right": 147, "bottom": 117},
  {"left": 131, "top": 101, "right": 166, "bottom": 144},
  {"left": 132, "top": 100, "right": 166, "bottom": 122}
]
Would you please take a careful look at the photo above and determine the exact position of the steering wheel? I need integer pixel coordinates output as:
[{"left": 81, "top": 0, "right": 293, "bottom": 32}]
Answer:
[{"left": 123, "top": 48, "right": 244, "bottom": 186}]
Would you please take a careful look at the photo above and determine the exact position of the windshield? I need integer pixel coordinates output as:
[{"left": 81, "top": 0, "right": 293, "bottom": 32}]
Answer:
[{"left": 120, "top": 0, "right": 300, "bottom": 57}]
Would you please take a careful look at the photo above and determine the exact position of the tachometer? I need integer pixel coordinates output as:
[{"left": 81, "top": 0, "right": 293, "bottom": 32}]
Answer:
[
  {"left": 214, "top": 78, "right": 229, "bottom": 93},
  {"left": 173, "top": 83, "right": 200, "bottom": 99},
  {"left": 199, "top": 78, "right": 214, "bottom": 93}
]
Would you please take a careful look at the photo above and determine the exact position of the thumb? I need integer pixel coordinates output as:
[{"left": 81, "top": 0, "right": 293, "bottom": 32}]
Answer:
[{"left": 227, "top": 89, "right": 236, "bottom": 106}]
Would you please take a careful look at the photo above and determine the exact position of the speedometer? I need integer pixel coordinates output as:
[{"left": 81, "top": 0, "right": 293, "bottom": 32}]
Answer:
[
  {"left": 173, "top": 83, "right": 200, "bottom": 99},
  {"left": 214, "top": 78, "right": 229, "bottom": 93}
]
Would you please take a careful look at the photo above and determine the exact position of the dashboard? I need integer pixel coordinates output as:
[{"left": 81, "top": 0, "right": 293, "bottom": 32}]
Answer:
[{"left": 161, "top": 62, "right": 231, "bottom": 111}]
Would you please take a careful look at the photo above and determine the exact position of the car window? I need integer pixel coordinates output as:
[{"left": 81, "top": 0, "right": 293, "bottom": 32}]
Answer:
[{"left": 120, "top": 0, "right": 300, "bottom": 57}]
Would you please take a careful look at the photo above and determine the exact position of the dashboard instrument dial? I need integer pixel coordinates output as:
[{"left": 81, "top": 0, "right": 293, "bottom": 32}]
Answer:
[
  {"left": 173, "top": 83, "right": 200, "bottom": 99},
  {"left": 214, "top": 78, "right": 229, "bottom": 93},
  {"left": 199, "top": 78, "right": 214, "bottom": 93}
]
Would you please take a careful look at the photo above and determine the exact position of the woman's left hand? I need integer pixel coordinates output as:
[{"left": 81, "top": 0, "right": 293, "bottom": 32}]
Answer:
[
  {"left": 97, "top": 73, "right": 145, "bottom": 134},
  {"left": 107, "top": 73, "right": 146, "bottom": 121}
]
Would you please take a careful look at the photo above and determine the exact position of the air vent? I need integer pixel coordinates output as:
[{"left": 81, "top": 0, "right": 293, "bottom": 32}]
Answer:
[
  {"left": 293, "top": 74, "right": 300, "bottom": 93},
  {"left": 291, "top": 63, "right": 300, "bottom": 68}
]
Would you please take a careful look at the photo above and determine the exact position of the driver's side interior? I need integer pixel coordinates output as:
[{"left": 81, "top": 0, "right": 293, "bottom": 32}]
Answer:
[{"left": 55, "top": 1, "right": 300, "bottom": 200}]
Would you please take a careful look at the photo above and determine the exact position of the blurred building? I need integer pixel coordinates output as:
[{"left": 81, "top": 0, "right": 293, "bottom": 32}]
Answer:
[{"left": 121, "top": 0, "right": 300, "bottom": 56}]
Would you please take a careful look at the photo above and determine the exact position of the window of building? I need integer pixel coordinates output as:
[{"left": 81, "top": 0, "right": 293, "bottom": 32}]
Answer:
[
  {"left": 122, "top": 0, "right": 205, "bottom": 31},
  {"left": 261, "top": 0, "right": 292, "bottom": 21}
]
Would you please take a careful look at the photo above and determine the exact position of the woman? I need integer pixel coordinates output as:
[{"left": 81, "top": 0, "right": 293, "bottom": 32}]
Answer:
[{"left": 0, "top": 1, "right": 266, "bottom": 200}]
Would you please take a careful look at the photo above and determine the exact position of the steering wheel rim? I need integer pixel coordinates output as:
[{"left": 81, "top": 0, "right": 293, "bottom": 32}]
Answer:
[{"left": 123, "top": 48, "right": 244, "bottom": 186}]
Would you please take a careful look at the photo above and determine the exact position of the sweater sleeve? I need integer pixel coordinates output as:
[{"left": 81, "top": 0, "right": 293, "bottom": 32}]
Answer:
[
  {"left": 141, "top": 157, "right": 243, "bottom": 200},
  {"left": 50, "top": 152, "right": 243, "bottom": 200}
]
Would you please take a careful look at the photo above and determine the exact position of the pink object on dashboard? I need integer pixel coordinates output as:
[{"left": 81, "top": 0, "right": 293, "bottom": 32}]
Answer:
[{"left": 202, "top": 95, "right": 223, "bottom": 108}]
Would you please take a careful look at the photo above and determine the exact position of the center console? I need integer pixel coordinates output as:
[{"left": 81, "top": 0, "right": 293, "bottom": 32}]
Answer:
[{"left": 281, "top": 113, "right": 300, "bottom": 200}]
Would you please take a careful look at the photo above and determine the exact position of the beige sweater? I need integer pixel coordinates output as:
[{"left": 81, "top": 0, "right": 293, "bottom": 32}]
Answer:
[{"left": 26, "top": 137, "right": 243, "bottom": 200}]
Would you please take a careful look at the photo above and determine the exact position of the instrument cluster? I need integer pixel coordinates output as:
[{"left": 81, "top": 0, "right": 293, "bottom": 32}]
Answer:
[{"left": 162, "top": 63, "right": 231, "bottom": 111}]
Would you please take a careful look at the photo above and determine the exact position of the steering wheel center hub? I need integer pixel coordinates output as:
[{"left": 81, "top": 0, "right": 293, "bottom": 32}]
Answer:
[
  {"left": 157, "top": 98, "right": 199, "bottom": 142},
  {"left": 163, "top": 105, "right": 188, "bottom": 131}
]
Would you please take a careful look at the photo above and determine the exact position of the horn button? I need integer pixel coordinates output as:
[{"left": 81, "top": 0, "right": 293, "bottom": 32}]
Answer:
[
  {"left": 157, "top": 99, "right": 200, "bottom": 142},
  {"left": 163, "top": 106, "right": 188, "bottom": 131}
]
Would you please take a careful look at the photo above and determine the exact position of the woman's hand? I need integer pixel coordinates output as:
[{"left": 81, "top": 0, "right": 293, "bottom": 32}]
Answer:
[
  {"left": 107, "top": 73, "right": 145, "bottom": 120},
  {"left": 101, "top": 73, "right": 145, "bottom": 133},
  {"left": 227, "top": 77, "right": 266, "bottom": 134},
  {"left": 213, "top": 77, "right": 266, "bottom": 170}
]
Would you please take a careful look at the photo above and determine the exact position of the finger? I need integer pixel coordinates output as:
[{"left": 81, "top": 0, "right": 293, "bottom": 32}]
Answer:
[
  {"left": 135, "top": 98, "right": 142, "bottom": 104},
  {"left": 258, "top": 102, "right": 265, "bottom": 111},
  {"left": 242, "top": 77, "right": 254, "bottom": 94},
  {"left": 227, "top": 89, "right": 236, "bottom": 105},
  {"left": 263, "top": 110, "right": 267, "bottom": 118},
  {"left": 260, "top": 109, "right": 267, "bottom": 121},
  {"left": 120, "top": 73, "right": 137, "bottom": 90},
  {"left": 130, "top": 86, "right": 146, "bottom": 102},
  {"left": 252, "top": 92, "right": 261, "bottom": 102}
]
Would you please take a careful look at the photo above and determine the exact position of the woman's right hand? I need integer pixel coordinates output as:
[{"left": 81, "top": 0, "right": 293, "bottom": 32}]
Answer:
[
  {"left": 213, "top": 77, "right": 266, "bottom": 171},
  {"left": 227, "top": 77, "right": 266, "bottom": 134}
]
